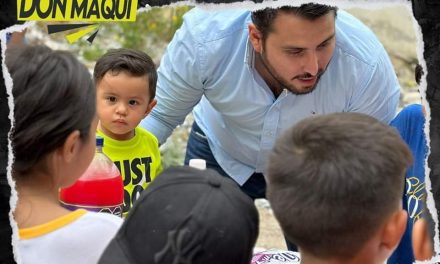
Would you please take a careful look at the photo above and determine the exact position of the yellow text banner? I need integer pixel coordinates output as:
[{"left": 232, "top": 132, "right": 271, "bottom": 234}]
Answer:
[{"left": 17, "top": 0, "right": 138, "bottom": 22}]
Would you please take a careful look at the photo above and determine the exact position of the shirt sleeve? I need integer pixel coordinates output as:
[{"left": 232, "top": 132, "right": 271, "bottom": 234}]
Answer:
[
  {"left": 347, "top": 48, "right": 400, "bottom": 124},
  {"left": 140, "top": 13, "right": 205, "bottom": 144}
]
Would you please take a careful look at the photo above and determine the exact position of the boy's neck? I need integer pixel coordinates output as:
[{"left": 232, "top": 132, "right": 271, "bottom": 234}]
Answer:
[
  {"left": 97, "top": 121, "right": 135, "bottom": 141},
  {"left": 14, "top": 172, "right": 71, "bottom": 228}
]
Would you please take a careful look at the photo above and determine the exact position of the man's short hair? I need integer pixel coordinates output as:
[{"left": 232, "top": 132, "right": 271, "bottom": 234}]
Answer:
[
  {"left": 267, "top": 113, "right": 412, "bottom": 259},
  {"left": 251, "top": 3, "right": 338, "bottom": 42},
  {"left": 93, "top": 48, "right": 157, "bottom": 101}
]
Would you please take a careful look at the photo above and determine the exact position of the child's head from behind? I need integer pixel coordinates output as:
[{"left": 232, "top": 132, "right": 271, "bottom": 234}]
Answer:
[
  {"left": 267, "top": 113, "right": 413, "bottom": 264},
  {"left": 94, "top": 48, "right": 157, "bottom": 141},
  {"left": 8, "top": 45, "right": 97, "bottom": 187},
  {"left": 99, "top": 166, "right": 259, "bottom": 264}
]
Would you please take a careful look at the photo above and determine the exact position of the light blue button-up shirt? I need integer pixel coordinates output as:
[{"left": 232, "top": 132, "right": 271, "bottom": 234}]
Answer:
[{"left": 141, "top": 8, "right": 400, "bottom": 185}]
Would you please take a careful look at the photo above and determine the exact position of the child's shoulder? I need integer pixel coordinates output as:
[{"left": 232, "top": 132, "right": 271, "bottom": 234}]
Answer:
[
  {"left": 391, "top": 104, "right": 425, "bottom": 127},
  {"left": 19, "top": 210, "right": 122, "bottom": 241},
  {"left": 79, "top": 211, "right": 124, "bottom": 228},
  {"left": 71, "top": 211, "right": 122, "bottom": 241},
  {"left": 397, "top": 104, "right": 424, "bottom": 118},
  {"left": 63, "top": 210, "right": 123, "bottom": 237},
  {"left": 17, "top": 210, "right": 122, "bottom": 264},
  {"left": 135, "top": 127, "right": 159, "bottom": 145}
]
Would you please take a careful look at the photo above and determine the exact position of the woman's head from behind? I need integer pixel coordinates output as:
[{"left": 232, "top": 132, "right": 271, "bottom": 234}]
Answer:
[{"left": 7, "top": 45, "right": 96, "bottom": 187}]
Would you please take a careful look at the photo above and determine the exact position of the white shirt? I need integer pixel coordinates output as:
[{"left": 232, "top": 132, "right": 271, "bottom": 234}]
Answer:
[{"left": 17, "top": 210, "right": 122, "bottom": 264}]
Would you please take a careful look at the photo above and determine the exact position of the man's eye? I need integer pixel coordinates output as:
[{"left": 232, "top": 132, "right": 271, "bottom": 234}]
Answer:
[
  {"left": 129, "top": 100, "right": 138, "bottom": 106},
  {"left": 318, "top": 42, "right": 329, "bottom": 49},
  {"left": 287, "top": 50, "right": 303, "bottom": 56}
]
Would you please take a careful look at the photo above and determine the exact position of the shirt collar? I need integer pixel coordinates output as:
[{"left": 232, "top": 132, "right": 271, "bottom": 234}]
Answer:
[{"left": 244, "top": 37, "right": 255, "bottom": 69}]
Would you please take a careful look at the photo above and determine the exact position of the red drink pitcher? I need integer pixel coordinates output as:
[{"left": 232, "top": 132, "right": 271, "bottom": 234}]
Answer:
[{"left": 60, "top": 136, "right": 124, "bottom": 217}]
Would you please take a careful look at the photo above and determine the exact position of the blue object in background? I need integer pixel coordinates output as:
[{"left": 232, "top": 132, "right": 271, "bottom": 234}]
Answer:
[{"left": 388, "top": 104, "right": 428, "bottom": 264}]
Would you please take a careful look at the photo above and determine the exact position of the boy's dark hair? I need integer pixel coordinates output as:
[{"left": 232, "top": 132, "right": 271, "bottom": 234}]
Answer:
[
  {"left": 251, "top": 3, "right": 338, "bottom": 43},
  {"left": 7, "top": 45, "right": 96, "bottom": 174},
  {"left": 267, "top": 113, "right": 413, "bottom": 259},
  {"left": 93, "top": 48, "right": 157, "bottom": 101}
]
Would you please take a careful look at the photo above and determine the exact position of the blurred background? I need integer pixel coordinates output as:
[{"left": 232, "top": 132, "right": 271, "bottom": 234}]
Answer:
[{"left": 22, "top": 4, "right": 421, "bottom": 250}]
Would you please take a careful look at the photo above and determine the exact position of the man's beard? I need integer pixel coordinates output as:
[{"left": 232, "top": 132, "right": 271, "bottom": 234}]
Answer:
[{"left": 260, "top": 51, "right": 326, "bottom": 95}]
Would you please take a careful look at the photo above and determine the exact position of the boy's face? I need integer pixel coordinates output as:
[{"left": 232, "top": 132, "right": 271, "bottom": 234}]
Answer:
[{"left": 96, "top": 71, "right": 156, "bottom": 140}]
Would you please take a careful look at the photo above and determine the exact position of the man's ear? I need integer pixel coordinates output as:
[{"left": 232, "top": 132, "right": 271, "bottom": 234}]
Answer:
[
  {"left": 413, "top": 218, "right": 435, "bottom": 261},
  {"left": 144, "top": 99, "right": 157, "bottom": 118},
  {"left": 60, "top": 130, "right": 81, "bottom": 164},
  {"left": 378, "top": 210, "right": 408, "bottom": 255},
  {"left": 248, "top": 24, "right": 264, "bottom": 54}
]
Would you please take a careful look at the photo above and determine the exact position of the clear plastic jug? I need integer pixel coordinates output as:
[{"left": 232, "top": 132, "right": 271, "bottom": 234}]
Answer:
[{"left": 59, "top": 136, "right": 124, "bottom": 217}]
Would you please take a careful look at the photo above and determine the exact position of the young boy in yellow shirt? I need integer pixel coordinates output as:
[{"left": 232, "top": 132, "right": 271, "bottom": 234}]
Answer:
[{"left": 94, "top": 49, "right": 162, "bottom": 217}]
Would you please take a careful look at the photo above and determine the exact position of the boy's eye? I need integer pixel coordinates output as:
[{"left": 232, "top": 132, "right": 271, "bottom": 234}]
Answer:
[
  {"left": 106, "top": 96, "right": 117, "bottom": 102},
  {"left": 129, "top": 100, "right": 138, "bottom": 106}
]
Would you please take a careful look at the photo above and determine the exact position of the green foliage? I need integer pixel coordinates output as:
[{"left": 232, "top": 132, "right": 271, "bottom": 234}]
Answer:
[
  {"left": 72, "top": 6, "right": 193, "bottom": 63},
  {"left": 159, "top": 115, "right": 193, "bottom": 169},
  {"left": 160, "top": 133, "right": 187, "bottom": 169}
]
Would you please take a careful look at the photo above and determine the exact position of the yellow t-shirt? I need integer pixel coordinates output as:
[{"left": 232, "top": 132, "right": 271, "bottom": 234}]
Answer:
[{"left": 97, "top": 127, "right": 162, "bottom": 217}]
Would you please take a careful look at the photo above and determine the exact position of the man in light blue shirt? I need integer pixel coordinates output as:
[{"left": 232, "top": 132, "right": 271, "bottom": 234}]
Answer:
[
  {"left": 141, "top": 4, "right": 400, "bottom": 197},
  {"left": 141, "top": 3, "right": 400, "bottom": 254},
  {"left": 141, "top": 4, "right": 400, "bottom": 193}
]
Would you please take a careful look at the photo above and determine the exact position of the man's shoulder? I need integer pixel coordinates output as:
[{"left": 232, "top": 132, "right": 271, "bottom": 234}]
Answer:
[
  {"left": 182, "top": 7, "right": 251, "bottom": 43},
  {"left": 334, "top": 10, "right": 385, "bottom": 65}
]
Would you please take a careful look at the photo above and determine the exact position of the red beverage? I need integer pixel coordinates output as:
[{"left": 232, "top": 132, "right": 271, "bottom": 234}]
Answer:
[
  {"left": 59, "top": 137, "right": 124, "bottom": 217},
  {"left": 60, "top": 176, "right": 124, "bottom": 206}
]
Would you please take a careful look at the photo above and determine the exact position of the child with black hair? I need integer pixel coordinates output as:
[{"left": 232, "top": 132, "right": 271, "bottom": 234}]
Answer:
[
  {"left": 7, "top": 45, "right": 122, "bottom": 263},
  {"left": 93, "top": 48, "right": 162, "bottom": 217}
]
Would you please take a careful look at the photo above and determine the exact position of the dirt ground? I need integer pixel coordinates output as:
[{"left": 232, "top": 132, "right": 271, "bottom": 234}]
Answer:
[{"left": 254, "top": 199, "right": 287, "bottom": 250}]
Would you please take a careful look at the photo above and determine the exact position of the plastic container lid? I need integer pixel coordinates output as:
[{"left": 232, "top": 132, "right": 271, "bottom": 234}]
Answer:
[
  {"left": 189, "top": 159, "right": 206, "bottom": 170},
  {"left": 96, "top": 136, "right": 104, "bottom": 147}
]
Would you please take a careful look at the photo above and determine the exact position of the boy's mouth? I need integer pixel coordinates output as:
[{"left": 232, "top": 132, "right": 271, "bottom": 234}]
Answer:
[{"left": 114, "top": 119, "right": 127, "bottom": 125}]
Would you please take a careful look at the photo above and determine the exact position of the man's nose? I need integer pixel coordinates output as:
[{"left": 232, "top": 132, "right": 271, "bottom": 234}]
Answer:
[{"left": 302, "top": 51, "right": 319, "bottom": 76}]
